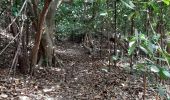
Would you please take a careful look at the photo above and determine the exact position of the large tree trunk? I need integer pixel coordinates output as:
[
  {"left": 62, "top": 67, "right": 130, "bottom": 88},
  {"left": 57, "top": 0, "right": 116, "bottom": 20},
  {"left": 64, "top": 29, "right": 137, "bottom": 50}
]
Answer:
[
  {"left": 39, "top": 0, "right": 63, "bottom": 67},
  {"left": 30, "top": 0, "right": 52, "bottom": 74},
  {"left": 30, "top": 0, "right": 63, "bottom": 74},
  {"left": 40, "top": 0, "right": 60, "bottom": 67}
]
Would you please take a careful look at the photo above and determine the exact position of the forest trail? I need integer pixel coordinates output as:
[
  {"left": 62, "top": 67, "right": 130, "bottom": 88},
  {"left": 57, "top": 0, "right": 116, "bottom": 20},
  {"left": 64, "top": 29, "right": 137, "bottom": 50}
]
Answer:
[{"left": 0, "top": 41, "right": 157, "bottom": 100}]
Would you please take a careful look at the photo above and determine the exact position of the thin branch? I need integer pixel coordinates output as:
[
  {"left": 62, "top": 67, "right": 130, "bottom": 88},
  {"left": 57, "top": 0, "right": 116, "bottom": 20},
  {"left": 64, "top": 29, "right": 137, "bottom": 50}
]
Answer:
[
  {"left": 8, "top": 2, "right": 28, "bottom": 78},
  {"left": 4, "top": 0, "right": 28, "bottom": 31},
  {"left": 0, "top": 0, "right": 28, "bottom": 55}
]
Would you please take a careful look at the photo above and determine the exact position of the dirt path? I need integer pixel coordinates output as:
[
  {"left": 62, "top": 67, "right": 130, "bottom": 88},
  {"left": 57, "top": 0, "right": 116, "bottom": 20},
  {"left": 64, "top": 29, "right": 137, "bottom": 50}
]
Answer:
[
  {"left": 50, "top": 42, "right": 124, "bottom": 99},
  {"left": 0, "top": 42, "right": 158, "bottom": 100}
]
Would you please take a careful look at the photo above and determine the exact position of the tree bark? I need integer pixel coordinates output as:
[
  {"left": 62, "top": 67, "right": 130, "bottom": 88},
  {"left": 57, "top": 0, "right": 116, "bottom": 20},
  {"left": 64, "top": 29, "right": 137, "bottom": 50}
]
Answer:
[
  {"left": 30, "top": 0, "right": 52, "bottom": 74},
  {"left": 40, "top": 0, "right": 61, "bottom": 67},
  {"left": 30, "top": 0, "right": 63, "bottom": 74}
]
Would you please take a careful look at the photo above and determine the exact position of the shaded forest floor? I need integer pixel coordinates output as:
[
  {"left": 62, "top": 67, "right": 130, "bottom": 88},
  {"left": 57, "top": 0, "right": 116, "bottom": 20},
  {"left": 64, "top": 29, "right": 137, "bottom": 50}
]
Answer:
[{"left": 0, "top": 41, "right": 169, "bottom": 100}]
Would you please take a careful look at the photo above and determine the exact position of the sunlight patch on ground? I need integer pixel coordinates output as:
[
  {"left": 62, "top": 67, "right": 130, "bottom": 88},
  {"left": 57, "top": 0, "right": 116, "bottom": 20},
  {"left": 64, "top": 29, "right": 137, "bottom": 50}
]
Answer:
[
  {"left": 0, "top": 29, "right": 14, "bottom": 40},
  {"left": 55, "top": 48, "right": 81, "bottom": 55}
]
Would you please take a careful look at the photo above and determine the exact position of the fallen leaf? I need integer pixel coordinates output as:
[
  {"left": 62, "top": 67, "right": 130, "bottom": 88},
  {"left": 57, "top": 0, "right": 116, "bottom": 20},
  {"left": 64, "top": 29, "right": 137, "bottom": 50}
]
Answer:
[
  {"left": 94, "top": 95, "right": 101, "bottom": 99},
  {"left": 18, "top": 96, "right": 30, "bottom": 100},
  {"left": 0, "top": 93, "right": 8, "bottom": 98}
]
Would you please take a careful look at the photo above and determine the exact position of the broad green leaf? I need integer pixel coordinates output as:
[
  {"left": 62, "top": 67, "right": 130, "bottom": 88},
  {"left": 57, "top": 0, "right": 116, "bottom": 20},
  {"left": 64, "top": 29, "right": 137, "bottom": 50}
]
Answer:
[
  {"left": 139, "top": 45, "right": 148, "bottom": 54},
  {"left": 159, "top": 68, "right": 166, "bottom": 79},
  {"left": 129, "top": 40, "right": 135, "bottom": 47},
  {"left": 148, "top": 1, "right": 159, "bottom": 12},
  {"left": 129, "top": 1, "right": 135, "bottom": 8},
  {"left": 12, "top": 7, "right": 18, "bottom": 16},
  {"left": 100, "top": 12, "right": 108, "bottom": 16},
  {"left": 128, "top": 41, "right": 136, "bottom": 55},
  {"left": 112, "top": 55, "right": 118, "bottom": 61},
  {"left": 139, "top": 34, "right": 146, "bottom": 40},
  {"left": 84, "top": 0, "right": 94, "bottom": 3},
  {"left": 144, "top": 42, "right": 157, "bottom": 56},
  {"left": 163, "top": 70, "right": 170, "bottom": 78},
  {"left": 159, "top": 68, "right": 170, "bottom": 79},
  {"left": 140, "top": 42, "right": 154, "bottom": 56},
  {"left": 158, "top": 86, "right": 166, "bottom": 97},
  {"left": 120, "top": 0, "right": 135, "bottom": 9},
  {"left": 168, "top": 94, "right": 170, "bottom": 100},
  {"left": 128, "top": 12, "right": 135, "bottom": 20},
  {"left": 163, "top": 0, "right": 170, "bottom": 5},
  {"left": 150, "top": 65, "right": 159, "bottom": 73}
]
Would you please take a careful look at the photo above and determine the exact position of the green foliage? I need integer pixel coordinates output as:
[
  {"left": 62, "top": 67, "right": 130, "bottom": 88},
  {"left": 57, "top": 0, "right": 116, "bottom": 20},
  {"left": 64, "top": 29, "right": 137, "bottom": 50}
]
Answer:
[
  {"left": 128, "top": 32, "right": 170, "bottom": 79},
  {"left": 158, "top": 85, "right": 166, "bottom": 97},
  {"left": 55, "top": 0, "right": 111, "bottom": 39},
  {"left": 128, "top": 30, "right": 156, "bottom": 56},
  {"left": 163, "top": 0, "right": 170, "bottom": 5},
  {"left": 120, "top": 0, "right": 135, "bottom": 9},
  {"left": 12, "top": 0, "right": 22, "bottom": 16},
  {"left": 55, "top": 0, "right": 170, "bottom": 97},
  {"left": 0, "top": 0, "right": 11, "bottom": 16}
]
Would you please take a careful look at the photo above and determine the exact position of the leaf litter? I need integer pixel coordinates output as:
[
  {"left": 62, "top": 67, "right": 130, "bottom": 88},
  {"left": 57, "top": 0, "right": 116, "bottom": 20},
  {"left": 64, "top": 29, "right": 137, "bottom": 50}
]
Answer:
[{"left": 0, "top": 41, "right": 169, "bottom": 100}]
